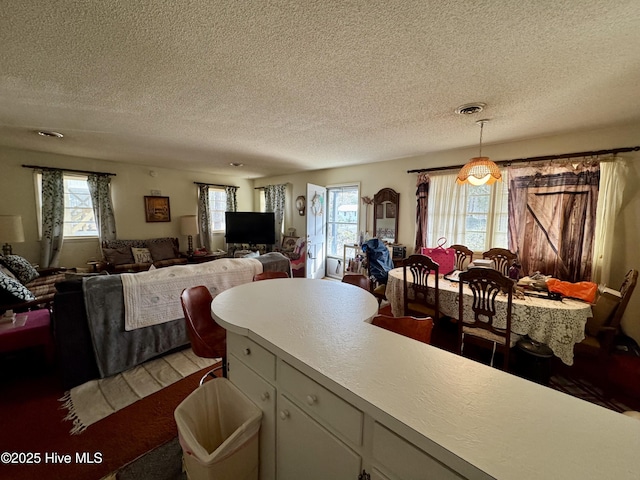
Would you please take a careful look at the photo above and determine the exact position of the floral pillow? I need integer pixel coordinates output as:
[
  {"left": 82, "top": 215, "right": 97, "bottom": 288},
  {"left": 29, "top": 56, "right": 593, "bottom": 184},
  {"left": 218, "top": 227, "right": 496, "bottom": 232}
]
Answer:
[
  {"left": 0, "top": 255, "right": 39, "bottom": 285},
  {"left": 0, "top": 271, "right": 36, "bottom": 304}
]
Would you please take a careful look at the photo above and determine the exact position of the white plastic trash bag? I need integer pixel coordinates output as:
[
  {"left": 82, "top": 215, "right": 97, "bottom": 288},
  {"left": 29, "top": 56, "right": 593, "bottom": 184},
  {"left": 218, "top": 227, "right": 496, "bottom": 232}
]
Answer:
[{"left": 174, "top": 377, "right": 262, "bottom": 480}]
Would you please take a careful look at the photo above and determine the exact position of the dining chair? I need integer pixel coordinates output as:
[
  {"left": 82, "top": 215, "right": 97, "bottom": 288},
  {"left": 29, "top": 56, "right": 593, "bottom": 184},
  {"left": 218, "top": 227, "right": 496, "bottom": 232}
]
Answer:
[
  {"left": 482, "top": 248, "right": 518, "bottom": 277},
  {"left": 180, "top": 286, "right": 227, "bottom": 384},
  {"left": 402, "top": 254, "right": 440, "bottom": 324},
  {"left": 450, "top": 244, "right": 474, "bottom": 271},
  {"left": 575, "top": 269, "right": 638, "bottom": 363},
  {"left": 458, "top": 267, "right": 516, "bottom": 370},
  {"left": 253, "top": 270, "right": 290, "bottom": 281},
  {"left": 341, "top": 273, "right": 371, "bottom": 291},
  {"left": 371, "top": 314, "right": 434, "bottom": 344}
]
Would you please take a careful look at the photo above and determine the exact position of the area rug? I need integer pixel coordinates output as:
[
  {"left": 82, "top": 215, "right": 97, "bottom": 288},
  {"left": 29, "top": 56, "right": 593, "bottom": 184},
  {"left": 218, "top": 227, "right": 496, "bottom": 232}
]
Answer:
[
  {"left": 549, "top": 374, "right": 633, "bottom": 413},
  {"left": 60, "top": 348, "right": 218, "bottom": 434}
]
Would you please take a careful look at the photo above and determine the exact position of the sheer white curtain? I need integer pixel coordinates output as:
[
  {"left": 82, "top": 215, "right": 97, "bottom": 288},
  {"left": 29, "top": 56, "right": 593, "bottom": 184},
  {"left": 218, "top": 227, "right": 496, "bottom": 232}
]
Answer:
[
  {"left": 426, "top": 171, "right": 469, "bottom": 247},
  {"left": 426, "top": 169, "right": 509, "bottom": 251},
  {"left": 592, "top": 158, "right": 628, "bottom": 285}
]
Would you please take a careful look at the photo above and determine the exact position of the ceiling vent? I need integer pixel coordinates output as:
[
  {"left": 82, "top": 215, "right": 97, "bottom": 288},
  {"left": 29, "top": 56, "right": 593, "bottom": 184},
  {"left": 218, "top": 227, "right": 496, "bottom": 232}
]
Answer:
[{"left": 454, "top": 103, "right": 486, "bottom": 115}]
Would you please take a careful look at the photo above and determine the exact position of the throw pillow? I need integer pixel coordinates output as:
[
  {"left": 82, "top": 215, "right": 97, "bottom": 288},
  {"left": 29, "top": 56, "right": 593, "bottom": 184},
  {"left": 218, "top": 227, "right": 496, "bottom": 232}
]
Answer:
[
  {"left": 131, "top": 247, "right": 153, "bottom": 264},
  {"left": 0, "top": 255, "right": 39, "bottom": 285},
  {"left": 102, "top": 247, "right": 135, "bottom": 265},
  {"left": 147, "top": 238, "right": 178, "bottom": 261},
  {"left": 0, "top": 271, "right": 36, "bottom": 304}
]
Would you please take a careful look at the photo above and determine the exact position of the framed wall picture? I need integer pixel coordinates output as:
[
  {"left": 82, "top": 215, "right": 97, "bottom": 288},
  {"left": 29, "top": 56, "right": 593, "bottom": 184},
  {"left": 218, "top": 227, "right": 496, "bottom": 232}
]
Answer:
[{"left": 144, "top": 196, "right": 171, "bottom": 222}]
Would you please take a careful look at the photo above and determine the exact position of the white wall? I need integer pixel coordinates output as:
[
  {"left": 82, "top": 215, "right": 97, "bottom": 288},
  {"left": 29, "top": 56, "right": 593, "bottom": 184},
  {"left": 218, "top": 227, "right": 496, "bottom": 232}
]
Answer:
[{"left": 0, "top": 147, "right": 255, "bottom": 267}]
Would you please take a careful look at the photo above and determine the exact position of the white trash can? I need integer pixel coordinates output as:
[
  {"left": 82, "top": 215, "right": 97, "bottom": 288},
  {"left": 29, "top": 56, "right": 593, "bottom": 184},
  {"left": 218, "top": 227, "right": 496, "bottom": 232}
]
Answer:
[{"left": 174, "top": 377, "right": 262, "bottom": 480}]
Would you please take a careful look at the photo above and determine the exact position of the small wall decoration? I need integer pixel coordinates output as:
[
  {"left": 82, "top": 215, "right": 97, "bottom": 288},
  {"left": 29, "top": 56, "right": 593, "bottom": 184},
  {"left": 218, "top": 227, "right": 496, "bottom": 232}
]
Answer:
[
  {"left": 295, "top": 195, "right": 306, "bottom": 216},
  {"left": 144, "top": 196, "right": 171, "bottom": 222}
]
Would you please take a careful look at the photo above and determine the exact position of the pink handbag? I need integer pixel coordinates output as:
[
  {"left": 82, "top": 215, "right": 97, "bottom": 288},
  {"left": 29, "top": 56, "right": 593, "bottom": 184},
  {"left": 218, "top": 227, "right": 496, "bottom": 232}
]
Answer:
[{"left": 420, "top": 238, "right": 455, "bottom": 274}]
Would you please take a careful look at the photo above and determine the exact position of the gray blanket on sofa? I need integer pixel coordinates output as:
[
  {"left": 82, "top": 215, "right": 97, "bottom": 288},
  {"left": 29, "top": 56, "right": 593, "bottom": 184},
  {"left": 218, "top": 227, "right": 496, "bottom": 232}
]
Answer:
[{"left": 82, "top": 253, "right": 291, "bottom": 378}]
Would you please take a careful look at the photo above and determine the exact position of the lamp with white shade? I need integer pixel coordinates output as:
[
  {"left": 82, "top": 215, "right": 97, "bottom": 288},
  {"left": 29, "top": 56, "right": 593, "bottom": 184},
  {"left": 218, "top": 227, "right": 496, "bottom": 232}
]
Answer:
[
  {"left": 0, "top": 215, "right": 25, "bottom": 256},
  {"left": 180, "top": 215, "right": 199, "bottom": 257}
]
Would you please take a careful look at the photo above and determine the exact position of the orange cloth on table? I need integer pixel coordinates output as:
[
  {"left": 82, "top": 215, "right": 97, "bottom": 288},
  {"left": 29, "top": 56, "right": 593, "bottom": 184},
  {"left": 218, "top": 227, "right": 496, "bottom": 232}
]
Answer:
[{"left": 546, "top": 278, "right": 598, "bottom": 303}]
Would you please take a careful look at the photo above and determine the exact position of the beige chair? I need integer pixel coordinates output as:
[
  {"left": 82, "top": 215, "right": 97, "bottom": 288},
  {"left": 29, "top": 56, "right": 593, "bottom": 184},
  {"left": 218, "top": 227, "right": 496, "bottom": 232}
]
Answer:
[
  {"left": 371, "top": 315, "right": 434, "bottom": 344},
  {"left": 402, "top": 254, "right": 440, "bottom": 324},
  {"left": 253, "top": 271, "right": 289, "bottom": 281},
  {"left": 482, "top": 248, "right": 518, "bottom": 277},
  {"left": 450, "top": 244, "right": 474, "bottom": 271},
  {"left": 458, "top": 268, "right": 516, "bottom": 370}
]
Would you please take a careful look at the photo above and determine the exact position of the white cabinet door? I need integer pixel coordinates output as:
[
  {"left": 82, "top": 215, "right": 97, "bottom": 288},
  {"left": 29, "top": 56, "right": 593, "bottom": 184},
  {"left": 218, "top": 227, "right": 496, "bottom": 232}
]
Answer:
[
  {"left": 277, "top": 394, "right": 362, "bottom": 480},
  {"left": 228, "top": 353, "right": 276, "bottom": 480}
]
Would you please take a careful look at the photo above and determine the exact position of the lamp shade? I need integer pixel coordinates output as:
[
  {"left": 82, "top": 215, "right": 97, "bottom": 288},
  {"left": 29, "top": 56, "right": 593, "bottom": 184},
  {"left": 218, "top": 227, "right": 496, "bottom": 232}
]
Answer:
[
  {"left": 180, "top": 215, "right": 199, "bottom": 236},
  {"left": 0, "top": 215, "right": 25, "bottom": 243},
  {"left": 456, "top": 157, "right": 502, "bottom": 186}
]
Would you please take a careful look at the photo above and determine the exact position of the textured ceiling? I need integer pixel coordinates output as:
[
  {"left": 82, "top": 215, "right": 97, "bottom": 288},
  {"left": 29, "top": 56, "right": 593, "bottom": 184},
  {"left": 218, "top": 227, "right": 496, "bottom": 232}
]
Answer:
[{"left": 1, "top": 1, "right": 639, "bottom": 178}]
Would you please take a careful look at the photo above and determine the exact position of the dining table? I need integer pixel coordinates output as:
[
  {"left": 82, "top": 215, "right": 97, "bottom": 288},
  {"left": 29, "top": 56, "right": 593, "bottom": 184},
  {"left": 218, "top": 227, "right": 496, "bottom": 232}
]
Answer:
[{"left": 386, "top": 267, "right": 593, "bottom": 365}]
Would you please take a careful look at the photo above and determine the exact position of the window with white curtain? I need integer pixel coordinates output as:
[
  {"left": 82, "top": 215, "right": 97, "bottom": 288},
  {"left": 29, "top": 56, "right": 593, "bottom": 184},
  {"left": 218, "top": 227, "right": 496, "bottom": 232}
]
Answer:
[
  {"left": 426, "top": 170, "right": 508, "bottom": 252},
  {"left": 36, "top": 173, "right": 98, "bottom": 238},
  {"left": 207, "top": 187, "right": 227, "bottom": 232}
]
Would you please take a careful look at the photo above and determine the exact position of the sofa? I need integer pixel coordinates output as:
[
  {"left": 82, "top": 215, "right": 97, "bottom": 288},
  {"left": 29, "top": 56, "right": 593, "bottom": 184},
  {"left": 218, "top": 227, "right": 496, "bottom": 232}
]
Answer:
[
  {"left": 99, "top": 237, "right": 188, "bottom": 273},
  {"left": 53, "top": 252, "right": 291, "bottom": 389},
  {"left": 0, "top": 254, "right": 69, "bottom": 313}
]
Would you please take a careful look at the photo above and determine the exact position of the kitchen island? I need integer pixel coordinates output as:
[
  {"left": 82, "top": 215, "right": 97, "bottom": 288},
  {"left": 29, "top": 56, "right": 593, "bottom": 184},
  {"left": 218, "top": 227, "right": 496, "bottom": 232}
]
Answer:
[{"left": 212, "top": 278, "right": 639, "bottom": 480}]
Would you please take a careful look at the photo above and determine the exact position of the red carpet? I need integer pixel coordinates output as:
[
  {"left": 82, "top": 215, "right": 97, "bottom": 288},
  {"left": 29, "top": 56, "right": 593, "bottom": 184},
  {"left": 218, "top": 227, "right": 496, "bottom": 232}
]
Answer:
[{"left": 0, "top": 361, "right": 217, "bottom": 480}]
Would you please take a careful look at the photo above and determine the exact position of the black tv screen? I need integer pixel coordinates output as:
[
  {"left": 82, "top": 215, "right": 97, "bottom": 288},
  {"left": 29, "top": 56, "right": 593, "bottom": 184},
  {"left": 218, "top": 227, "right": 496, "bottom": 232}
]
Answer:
[{"left": 225, "top": 212, "right": 276, "bottom": 245}]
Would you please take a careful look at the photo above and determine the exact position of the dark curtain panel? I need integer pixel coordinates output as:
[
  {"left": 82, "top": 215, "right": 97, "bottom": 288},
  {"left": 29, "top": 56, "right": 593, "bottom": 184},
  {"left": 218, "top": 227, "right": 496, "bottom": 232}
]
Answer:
[
  {"left": 508, "top": 163, "right": 600, "bottom": 282},
  {"left": 414, "top": 173, "right": 429, "bottom": 253}
]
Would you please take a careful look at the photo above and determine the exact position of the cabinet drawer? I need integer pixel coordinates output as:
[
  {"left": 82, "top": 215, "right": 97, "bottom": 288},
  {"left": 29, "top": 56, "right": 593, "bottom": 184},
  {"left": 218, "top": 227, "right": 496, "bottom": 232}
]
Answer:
[
  {"left": 278, "top": 360, "right": 363, "bottom": 446},
  {"left": 228, "top": 353, "right": 276, "bottom": 480},
  {"left": 277, "top": 394, "right": 362, "bottom": 479},
  {"left": 372, "top": 422, "right": 464, "bottom": 480},
  {"left": 227, "top": 331, "right": 276, "bottom": 381}
]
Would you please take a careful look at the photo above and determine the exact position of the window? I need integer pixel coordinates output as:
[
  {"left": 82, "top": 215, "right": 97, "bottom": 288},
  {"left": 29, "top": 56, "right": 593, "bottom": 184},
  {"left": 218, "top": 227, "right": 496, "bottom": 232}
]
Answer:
[
  {"left": 426, "top": 171, "right": 508, "bottom": 252},
  {"left": 36, "top": 173, "right": 98, "bottom": 238},
  {"left": 326, "top": 185, "right": 359, "bottom": 258},
  {"left": 207, "top": 188, "right": 227, "bottom": 232}
]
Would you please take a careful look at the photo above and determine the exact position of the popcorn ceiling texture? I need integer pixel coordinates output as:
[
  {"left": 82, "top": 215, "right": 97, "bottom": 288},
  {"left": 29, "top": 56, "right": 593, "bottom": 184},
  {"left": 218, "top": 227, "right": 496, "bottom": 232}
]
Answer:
[{"left": 0, "top": 1, "right": 639, "bottom": 177}]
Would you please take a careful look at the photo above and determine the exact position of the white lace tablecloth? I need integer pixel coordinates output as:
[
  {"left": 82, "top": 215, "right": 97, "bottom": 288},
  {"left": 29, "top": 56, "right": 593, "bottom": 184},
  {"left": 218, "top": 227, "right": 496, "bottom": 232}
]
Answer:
[{"left": 386, "top": 268, "right": 592, "bottom": 365}]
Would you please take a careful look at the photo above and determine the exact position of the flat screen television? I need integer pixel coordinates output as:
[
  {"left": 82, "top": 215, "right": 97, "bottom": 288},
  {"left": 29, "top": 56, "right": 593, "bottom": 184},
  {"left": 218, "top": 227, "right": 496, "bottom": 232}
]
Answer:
[{"left": 225, "top": 211, "right": 276, "bottom": 245}]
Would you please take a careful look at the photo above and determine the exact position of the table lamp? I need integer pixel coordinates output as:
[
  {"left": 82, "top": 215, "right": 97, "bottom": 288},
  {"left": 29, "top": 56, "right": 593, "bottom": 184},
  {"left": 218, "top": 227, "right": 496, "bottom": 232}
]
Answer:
[
  {"left": 180, "top": 215, "right": 199, "bottom": 256},
  {"left": 0, "top": 215, "right": 25, "bottom": 256}
]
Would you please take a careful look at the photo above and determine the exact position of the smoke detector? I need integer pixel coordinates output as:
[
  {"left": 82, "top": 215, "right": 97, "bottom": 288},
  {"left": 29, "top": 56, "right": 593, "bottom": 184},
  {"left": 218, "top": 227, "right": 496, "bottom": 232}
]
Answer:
[{"left": 454, "top": 103, "right": 486, "bottom": 115}]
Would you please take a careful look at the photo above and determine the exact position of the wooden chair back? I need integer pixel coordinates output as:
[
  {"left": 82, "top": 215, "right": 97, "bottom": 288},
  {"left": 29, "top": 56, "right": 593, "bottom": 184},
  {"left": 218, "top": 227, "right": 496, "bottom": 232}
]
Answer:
[
  {"left": 482, "top": 248, "right": 518, "bottom": 277},
  {"left": 402, "top": 254, "right": 439, "bottom": 322},
  {"left": 341, "top": 273, "right": 371, "bottom": 291},
  {"left": 450, "top": 244, "right": 474, "bottom": 271},
  {"left": 253, "top": 271, "right": 290, "bottom": 281},
  {"left": 458, "top": 268, "right": 515, "bottom": 370},
  {"left": 371, "top": 315, "right": 434, "bottom": 344}
]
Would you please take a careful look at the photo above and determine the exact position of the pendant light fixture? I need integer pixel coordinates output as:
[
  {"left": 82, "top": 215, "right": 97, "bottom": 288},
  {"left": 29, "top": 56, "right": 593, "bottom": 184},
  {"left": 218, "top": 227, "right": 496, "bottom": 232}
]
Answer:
[{"left": 456, "top": 119, "right": 502, "bottom": 186}]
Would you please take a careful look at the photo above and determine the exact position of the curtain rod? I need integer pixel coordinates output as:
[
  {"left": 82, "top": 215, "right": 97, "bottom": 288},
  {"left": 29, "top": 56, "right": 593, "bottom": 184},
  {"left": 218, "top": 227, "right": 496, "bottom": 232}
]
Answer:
[
  {"left": 194, "top": 182, "right": 239, "bottom": 189},
  {"left": 406, "top": 145, "right": 640, "bottom": 174},
  {"left": 22, "top": 164, "right": 116, "bottom": 176}
]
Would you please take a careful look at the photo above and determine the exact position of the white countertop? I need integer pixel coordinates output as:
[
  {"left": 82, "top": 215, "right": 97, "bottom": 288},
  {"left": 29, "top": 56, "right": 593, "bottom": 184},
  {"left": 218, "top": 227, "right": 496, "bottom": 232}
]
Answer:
[{"left": 212, "top": 278, "right": 640, "bottom": 480}]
